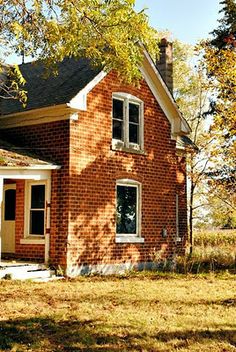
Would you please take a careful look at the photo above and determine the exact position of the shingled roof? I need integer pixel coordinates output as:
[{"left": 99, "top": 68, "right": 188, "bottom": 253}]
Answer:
[
  {"left": 0, "top": 58, "right": 101, "bottom": 115},
  {"left": 0, "top": 139, "right": 59, "bottom": 168}
]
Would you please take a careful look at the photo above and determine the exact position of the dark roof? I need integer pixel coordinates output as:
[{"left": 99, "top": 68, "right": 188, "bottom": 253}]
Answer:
[
  {"left": 0, "top": 139, "right": 58, "bottom": 167},
  {"left": 1, "top": 58, "right": 101, "bottom": 115}
]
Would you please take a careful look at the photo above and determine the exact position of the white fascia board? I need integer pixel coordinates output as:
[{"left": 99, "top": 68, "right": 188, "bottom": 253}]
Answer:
[
  {"left": 0, "top": 104, "right": 78, "bottom": 129},
  {"left": 68, "top": 71, "right": 107, "bottom": 111},
  {"left": 140, "top": 50, "right": 191, "bottom": 136},
  {"left": 0, "top": 169, "right": 52, "bottom": 180},
  {"left": 0, "top": 165, "right": 60, "bottom": 170}
]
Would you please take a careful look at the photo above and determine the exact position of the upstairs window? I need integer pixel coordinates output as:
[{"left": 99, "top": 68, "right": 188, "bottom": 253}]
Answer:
[{"left": 112, "top": 93, "right": 144, "bottom": 150}]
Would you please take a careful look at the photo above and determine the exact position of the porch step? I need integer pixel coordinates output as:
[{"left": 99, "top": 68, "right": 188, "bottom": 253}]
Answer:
[{"left": 0, "top": 263, "right": 56, "bottom": 280}]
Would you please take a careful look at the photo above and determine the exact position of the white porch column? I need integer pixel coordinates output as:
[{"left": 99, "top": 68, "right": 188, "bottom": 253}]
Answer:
[{"left": 0, "top": 177, "right": 4, "bottom": 262}]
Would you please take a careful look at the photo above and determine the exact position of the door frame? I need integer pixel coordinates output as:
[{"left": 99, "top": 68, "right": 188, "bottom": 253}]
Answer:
[{"left": 2, "top": 183, "right": 16, "bottom": 254}]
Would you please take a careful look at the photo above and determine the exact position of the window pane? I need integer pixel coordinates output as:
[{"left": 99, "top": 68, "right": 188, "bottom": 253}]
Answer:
[
  {"left": 116, "top": 185, "right": 137, "bottom": 234},
  {"left": 30, "top": 210, "right": 44, "bottom": 235},
  {"left": 129, "top": 123, "right": 139, "bottom": 144},
  {"left": 112, "top": 120, "right": 123, "bottom": 140},
  {"left": 31, "top": 185, "right": 45, "bottom": 209},
  {"left": 129, "top": 103, "right": 139, "bottom": 123},
  {"left": 113, "top": 99, "right": 124, "bottom": 120},
  {"left": 4, "top": 189, "right": 16, "bottom": 221}
]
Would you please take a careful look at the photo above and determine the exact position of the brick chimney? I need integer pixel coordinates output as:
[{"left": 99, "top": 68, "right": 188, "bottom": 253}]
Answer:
[{"left": 156, "top": 38, "right": 173, "bottom": 94}]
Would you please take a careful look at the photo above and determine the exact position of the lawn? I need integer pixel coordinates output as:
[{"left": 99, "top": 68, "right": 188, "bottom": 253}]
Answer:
[{"left": 0, "top": 274, "right": 236, "bottom": 351}]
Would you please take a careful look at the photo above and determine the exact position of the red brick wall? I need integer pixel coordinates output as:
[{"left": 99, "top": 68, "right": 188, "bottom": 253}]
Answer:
[
  {"left": 2, "top": 120, "right": 70, "bottom": 265},
  {"left": 67, "top": 71, "right": 183, "bottom": 269}
]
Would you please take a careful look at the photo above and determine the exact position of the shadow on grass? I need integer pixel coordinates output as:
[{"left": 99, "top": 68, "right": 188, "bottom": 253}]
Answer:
[{"left": 0, "top": 317, "right": 236, "bottom": 351}]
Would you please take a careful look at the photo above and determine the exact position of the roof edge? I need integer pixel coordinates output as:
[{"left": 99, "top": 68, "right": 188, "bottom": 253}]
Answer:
[{"left": 141, "top": 49, "right": 191, "bottom": 137}]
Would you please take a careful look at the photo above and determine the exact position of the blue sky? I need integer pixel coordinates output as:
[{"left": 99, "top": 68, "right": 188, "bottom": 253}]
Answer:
[{"left": 135, "top": 0, "right": 221, "bottom": 44}]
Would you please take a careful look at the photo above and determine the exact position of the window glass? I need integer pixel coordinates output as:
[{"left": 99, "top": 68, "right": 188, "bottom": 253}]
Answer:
[
  {"left": 112, "top": 120, "right": 123, "bottom": 140},
  {"left": 116, "top": 185, "right": 137, "bottom": 234},
  {"left": 112, "top": 99, "right": 124, "bottom": 141},
  {"left": 129, "top": 103, "right": 139, "bottom": 123},
  {"left": 129, "top": 124, "right": 139, "bottom": 144},
  {"left": 4, "top": 189, "right": 16, "bottom": 221},
  {"left": 30, "top": 210, "right": 44, "bottom": 235},
  {"left": 113, "top": 99, "right": 124, "bottom": 120},
  {"left": 31, "top": 185, "right": 45, "bottom": 209}
]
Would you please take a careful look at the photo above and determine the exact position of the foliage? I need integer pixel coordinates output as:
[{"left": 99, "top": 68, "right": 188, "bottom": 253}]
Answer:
[
  {"left": 200, "top": 0, "right": 236, "bottom": 173},
  {"left": 0, "top": 0, "right": 159, "bottom": 104},
  {"left": 173, "top": 40, "right": 212, "bottom": 243},
  {"left": 1, "top": 275, "right": 236, "bottom": 351},
  {"left": 0, "top": 63, "right": 27, "bottom": 104}
]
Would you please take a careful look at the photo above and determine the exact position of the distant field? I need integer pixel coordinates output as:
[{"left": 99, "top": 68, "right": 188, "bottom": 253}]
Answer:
[
  {"left": 0, "top": 274, "right": 236, "bottom": 351},
  {"left": 176, "top": 229, "right": 236, "bottom": 273},
  {"left": 194, "top": 229, "right": 236, "bottom": 247}
]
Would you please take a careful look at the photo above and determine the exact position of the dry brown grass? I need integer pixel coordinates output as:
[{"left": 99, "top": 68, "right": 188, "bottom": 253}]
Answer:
[{"left": 0, "top": 273, "right": 236, "bottom": 351}]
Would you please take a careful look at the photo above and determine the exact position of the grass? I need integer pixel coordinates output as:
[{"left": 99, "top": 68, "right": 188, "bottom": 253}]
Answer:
[{"left": 0, "top": 273, "right": 236, "bottom": 351}]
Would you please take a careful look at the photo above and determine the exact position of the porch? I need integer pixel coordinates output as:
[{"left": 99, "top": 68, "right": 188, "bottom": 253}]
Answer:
[
  {"left": 0, "top": 260, "right": 56, "bottom": 280},
  {"left": 0, "top": 138, "right": 60, "bottom": 266}
]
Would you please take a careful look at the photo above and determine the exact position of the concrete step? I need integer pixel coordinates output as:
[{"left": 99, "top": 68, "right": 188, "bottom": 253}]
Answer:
[{"left": 0, "top": 263, "right": 56, "bottom": 280}]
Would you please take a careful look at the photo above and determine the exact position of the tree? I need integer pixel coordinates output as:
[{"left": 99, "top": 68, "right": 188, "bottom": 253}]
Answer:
[
  {"left": 173, "top": 40, "right": 212, "bottom": 252},
  {"left": 198, "top": 0, "right": 236, "bottom": 227},
  {"left": 201, "top": 0, "right": 236, "bottom": 168},
  {"left": 0, "top": 0, "right": 158, "bottom": 103}
]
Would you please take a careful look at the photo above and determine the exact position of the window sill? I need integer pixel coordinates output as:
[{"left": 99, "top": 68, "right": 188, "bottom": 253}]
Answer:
[
  {"left": 116, "top": 236, "right": 144, "bottom": 244},
  {"left": 176, "top": 237, "right": 182, "bottom": 243},
  {"left": 111, "top": 144, "right": 146, "bottom": 155},
  {"left": 20, "top": 237, "right": 45, "bottom": 245}
]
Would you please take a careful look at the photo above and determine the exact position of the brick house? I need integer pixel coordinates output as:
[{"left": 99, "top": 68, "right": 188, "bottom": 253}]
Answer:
[{"left": 0, "top": 41, "right": 191, "bottom": 276}]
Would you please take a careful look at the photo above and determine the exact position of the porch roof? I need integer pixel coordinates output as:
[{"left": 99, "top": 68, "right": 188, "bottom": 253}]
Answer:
[{"left": 0, "top": 139, "right": 59, "bottom": 169}]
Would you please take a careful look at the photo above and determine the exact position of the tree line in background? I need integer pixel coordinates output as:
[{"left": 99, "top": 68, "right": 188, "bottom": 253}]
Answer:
[
  {"left": 0, "top": 0, "right": 235, "bottom": 238},
  {"left": 174, "top": 0, "right": 236, "bottom": 237}
]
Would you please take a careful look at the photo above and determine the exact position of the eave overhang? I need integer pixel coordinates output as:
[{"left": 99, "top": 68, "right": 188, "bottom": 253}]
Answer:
[{"left": 140, "top": 49, "right": 191, "bottom": 139}]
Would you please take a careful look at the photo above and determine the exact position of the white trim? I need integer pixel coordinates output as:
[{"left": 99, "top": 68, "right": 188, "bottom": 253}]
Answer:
[
  {"left": 0, "top": 104, "right": 78, "bottom": 129},
  {"left": 113, "top": 92, "right": 143, "bottom": 103},
  {"left": 0, "top": 169, "right": 52, "bottom": 180},
  {"left": 116, "top": 179, "right": 142, "bottom": 240},
  {"left": 24, "top": 180, "right": 48, "bottom": 238},
  {"left": 140, "top": 50, "right": 191, "bottom": 137},
  {"left": 20, "top": 238, "right": 45, "bottom": 245},
  {"left": 115, "top": 237, "right": 144, "bottom": 243},
  {"left": 68, "top": 71, "right": 107, "bottom": 110},
  {"left": 0, "top": 165, "right": 60, "bottom": 170}
]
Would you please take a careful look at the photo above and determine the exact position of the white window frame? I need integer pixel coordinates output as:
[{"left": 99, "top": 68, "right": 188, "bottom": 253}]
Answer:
[
  {"left": 112, "top": 93, "right": 144, "bottom": 151},
  {"left": 115, "top": 179, "right": 144, "bottom": 243},
  {"left": 23, "top": 180, "right": 47, "bottom": 240}
]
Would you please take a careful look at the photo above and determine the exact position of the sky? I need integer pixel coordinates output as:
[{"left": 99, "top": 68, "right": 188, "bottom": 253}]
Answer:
[{"left": 135, "top": 0, "right": 221, "bottom": 45}]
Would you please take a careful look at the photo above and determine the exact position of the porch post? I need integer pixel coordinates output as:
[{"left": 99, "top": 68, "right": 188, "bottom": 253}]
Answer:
[{"left": 0, "top": 177, "right": 4, "bottom": 262}]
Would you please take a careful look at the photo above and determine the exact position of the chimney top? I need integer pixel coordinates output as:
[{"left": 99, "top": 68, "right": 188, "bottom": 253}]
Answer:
[{"left": 156, "top": 39, "right": 173, "bottom": 94}]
